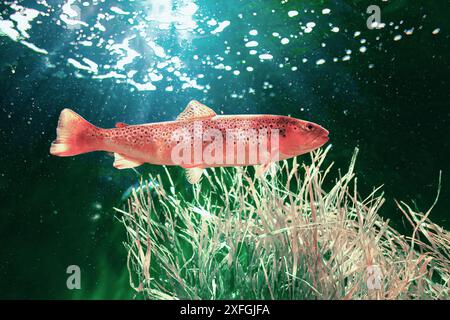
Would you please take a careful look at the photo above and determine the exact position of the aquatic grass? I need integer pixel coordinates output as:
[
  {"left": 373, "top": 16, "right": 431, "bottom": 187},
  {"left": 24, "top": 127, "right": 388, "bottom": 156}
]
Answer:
[{"left": 116, "top": 146, "right": 449, "bottom": 300}]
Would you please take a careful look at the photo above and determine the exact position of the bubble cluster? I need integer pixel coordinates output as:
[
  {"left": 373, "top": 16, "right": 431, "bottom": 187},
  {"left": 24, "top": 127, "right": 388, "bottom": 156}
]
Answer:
[{"left": 0, "top": 1, "right": 444, "bottom": 96}]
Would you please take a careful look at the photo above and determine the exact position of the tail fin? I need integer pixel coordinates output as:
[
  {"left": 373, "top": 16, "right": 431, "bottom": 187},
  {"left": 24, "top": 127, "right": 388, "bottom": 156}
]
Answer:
[{"left": 50, "top": 109, "right": 101, "bottom": 157}]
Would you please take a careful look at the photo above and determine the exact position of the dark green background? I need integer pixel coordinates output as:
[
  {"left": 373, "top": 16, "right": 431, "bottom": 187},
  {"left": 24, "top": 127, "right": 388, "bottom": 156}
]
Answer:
[{"left": 0, "top": 0, "right": 448, "bottom": 299}]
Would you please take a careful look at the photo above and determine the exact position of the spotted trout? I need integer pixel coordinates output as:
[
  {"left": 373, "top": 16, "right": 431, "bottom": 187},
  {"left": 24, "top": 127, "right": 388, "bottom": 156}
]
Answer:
[{"left": 50, "top": 100, "right": 329, "bottom": 183}]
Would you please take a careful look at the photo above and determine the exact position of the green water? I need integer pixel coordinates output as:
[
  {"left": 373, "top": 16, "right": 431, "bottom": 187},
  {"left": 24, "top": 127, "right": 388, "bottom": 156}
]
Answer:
[{"left": 0, "top": 0, "right": 448, "bottom": 299}]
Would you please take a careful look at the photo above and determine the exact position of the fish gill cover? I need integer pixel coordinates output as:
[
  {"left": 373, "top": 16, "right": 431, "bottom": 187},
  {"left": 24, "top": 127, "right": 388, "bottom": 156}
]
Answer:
[{"left": 0, "top": 0, "right": 448, "bottom": 299}]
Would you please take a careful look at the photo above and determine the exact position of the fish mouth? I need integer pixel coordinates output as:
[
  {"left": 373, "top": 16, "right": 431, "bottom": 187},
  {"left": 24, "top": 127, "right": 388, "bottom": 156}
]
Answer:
[{"left": 312, "top": 131, "right": 330, "bottom": 146}]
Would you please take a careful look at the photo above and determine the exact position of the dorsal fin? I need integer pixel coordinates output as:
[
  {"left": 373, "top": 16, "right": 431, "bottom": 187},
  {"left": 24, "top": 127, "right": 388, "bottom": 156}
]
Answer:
[
  {"left": 115, "top": 122, "right": 129, "bottom": 128},
  {"left": 176, "top": 100, "right": 217, "bottom": 121}
]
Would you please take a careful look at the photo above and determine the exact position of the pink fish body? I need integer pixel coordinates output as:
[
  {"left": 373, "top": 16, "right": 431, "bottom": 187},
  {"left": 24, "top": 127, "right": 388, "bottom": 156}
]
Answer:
[{"left": 50, "top": 100, "right": 329, "bottom": 183}]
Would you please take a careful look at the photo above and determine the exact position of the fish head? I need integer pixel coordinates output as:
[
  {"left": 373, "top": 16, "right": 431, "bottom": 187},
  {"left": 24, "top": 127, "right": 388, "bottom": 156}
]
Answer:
[{"left": 280, "top": 118, "right": 329, "bottom": 156}]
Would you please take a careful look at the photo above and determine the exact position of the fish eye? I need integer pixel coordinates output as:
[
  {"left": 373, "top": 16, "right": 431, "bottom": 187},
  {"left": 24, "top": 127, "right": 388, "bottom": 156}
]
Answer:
[{"left": 306, "top": 123, "right": 314, "bottom": 131}]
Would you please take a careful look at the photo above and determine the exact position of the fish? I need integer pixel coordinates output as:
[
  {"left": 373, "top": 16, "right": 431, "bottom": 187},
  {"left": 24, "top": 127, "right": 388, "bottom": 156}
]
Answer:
[{"left": 50, "top": 100, "right": 329, "bottom": 183}]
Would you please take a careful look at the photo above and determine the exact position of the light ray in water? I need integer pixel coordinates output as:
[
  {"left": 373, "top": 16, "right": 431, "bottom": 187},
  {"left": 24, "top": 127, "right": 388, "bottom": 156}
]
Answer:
[{"left": 0, "top": 0, "right": 444, "bottom": 97}]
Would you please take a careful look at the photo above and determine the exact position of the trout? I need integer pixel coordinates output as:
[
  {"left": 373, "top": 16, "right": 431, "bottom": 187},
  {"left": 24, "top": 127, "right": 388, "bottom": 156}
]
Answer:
[{"left": 50, "top": 100, "right": 329, "bottom": 183}]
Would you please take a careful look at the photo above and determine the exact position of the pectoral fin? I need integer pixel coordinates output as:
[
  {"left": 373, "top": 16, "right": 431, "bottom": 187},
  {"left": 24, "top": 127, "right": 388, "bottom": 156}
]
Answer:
[
  {"left": 113, "top": 153, "right": 144, "bottom": 169},
  {"left": 185, "top": 167, "right": 204, "bottom": 184}
]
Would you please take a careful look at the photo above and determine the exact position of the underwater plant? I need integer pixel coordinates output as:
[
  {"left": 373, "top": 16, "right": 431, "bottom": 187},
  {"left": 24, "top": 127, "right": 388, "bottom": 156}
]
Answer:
[{"left": 117, "top": 147, "right": 449, "bottom": 300}]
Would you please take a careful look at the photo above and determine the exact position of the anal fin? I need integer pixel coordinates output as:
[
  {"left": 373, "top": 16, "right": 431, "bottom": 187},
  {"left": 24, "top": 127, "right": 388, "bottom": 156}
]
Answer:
[
  {"left": 113, "top": 153, "right": 144, "bottom": 169},
  {"left": 185, "top": 167, "right": 204, "bottom": 184},
  {"left": 255, "top": 162, "right": 276, "bottom": 178}
]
